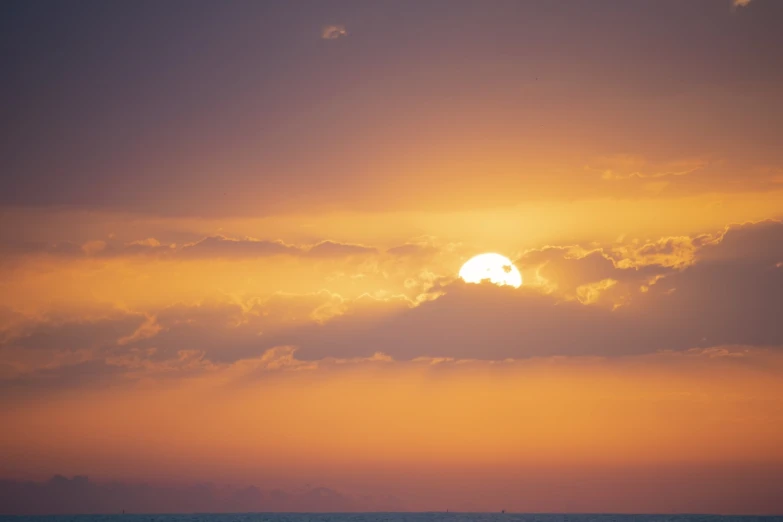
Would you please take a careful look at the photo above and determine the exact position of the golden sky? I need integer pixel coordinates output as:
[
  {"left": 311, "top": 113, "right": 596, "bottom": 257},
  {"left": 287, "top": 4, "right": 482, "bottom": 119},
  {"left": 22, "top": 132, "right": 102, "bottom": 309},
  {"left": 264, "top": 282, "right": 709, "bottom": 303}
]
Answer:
[{"left": 1, "top": 0, "right": 783, "bottom": 515}]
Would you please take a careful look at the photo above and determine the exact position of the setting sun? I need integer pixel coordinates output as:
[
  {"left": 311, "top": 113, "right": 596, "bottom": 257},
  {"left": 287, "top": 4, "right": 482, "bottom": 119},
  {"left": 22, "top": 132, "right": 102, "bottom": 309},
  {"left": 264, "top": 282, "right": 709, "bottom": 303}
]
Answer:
[{"left": 459, "top": 253, "right": 522, "bottom": 288}]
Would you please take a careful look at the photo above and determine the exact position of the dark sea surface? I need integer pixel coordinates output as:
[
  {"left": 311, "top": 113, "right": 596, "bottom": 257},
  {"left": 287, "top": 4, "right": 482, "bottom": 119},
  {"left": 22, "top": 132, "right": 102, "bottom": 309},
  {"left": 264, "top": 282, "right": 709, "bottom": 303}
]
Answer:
[{"left": 1, "top": 515, "right": 782, "bottom": 522}]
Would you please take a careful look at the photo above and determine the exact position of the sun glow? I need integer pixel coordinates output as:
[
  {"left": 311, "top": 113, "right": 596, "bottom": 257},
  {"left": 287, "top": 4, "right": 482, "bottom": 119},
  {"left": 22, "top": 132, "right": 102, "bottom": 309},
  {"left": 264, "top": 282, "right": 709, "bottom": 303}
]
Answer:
[{"left": 459, "top": 253, "right": 522, "bottom": 288}]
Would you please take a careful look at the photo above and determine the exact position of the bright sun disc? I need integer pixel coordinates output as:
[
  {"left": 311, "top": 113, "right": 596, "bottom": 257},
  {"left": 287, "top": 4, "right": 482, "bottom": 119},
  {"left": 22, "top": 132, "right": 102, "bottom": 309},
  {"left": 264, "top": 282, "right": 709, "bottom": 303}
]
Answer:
[{"left": 459, "top": 253, "right": 522, "bottom": 288}]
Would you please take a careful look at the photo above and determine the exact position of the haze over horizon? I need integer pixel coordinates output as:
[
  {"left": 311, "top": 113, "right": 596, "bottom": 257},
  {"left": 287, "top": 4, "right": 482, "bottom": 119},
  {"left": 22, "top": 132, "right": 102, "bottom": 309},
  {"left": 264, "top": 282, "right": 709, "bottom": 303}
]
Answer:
[{"left": 1, "top": 0, "right": 782, "bottom": 515}]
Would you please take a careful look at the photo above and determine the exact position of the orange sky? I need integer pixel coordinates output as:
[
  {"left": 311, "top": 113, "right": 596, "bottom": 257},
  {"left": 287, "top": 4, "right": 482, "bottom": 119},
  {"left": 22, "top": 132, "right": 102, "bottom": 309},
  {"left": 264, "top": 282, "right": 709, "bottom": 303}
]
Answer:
[{"left": 2, "top": 0, "right": 783, "bottom": 515}]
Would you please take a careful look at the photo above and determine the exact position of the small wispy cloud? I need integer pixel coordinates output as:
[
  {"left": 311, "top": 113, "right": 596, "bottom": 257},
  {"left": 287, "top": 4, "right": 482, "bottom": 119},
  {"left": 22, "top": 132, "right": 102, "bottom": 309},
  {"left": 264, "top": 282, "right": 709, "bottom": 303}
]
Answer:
[
  {"left": 587, "top": 155, "right": 708, "bottom": 182},
  {"left": 321, "top": 25, "right": 348, "bottom": 40},
  {"left": 733, "top": 0, "right": 752, "bottom": 7}
]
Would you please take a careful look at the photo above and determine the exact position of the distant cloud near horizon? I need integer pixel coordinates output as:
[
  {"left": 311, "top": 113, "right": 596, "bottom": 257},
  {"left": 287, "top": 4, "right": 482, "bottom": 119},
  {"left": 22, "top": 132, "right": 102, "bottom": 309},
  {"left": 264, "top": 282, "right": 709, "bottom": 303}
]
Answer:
[
  {"left": 733, "top": 0, "right": 752, "bottom": 6},
  {"left": 321, "top": 24, "right": 348, "bottom": 39},
  {"left": 0, "top": 475, "right": 400, "bottom": 514}
]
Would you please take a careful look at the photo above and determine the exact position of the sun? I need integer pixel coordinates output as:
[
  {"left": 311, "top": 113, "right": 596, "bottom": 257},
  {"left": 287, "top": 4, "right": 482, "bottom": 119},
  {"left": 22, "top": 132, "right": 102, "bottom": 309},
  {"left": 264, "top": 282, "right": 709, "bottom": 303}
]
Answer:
[{"left": 459, "top": 253, "right": 522, "bottom": 288}]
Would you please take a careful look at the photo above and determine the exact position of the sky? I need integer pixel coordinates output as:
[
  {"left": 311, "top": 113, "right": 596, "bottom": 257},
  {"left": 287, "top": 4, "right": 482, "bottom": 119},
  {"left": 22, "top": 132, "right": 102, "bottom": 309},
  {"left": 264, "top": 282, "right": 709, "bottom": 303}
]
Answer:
[{"left": 1, "top": 0, "right": 783, "bottom": 515}]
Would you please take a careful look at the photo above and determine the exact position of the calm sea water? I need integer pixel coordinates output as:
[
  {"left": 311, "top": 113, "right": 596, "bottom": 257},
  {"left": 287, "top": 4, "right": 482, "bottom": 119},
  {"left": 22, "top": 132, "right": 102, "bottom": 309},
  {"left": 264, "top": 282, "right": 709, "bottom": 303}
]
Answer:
[{"left": 1, "top": 515, "right": 781, "bottom": 522}]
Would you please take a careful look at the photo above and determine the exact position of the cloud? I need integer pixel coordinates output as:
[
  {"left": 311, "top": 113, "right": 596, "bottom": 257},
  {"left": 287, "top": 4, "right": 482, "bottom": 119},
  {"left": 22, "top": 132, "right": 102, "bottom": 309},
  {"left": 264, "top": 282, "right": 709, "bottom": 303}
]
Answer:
[
  {"left": 0, "top": 475, "right": 397, "bottom": 514},
  {"left": 610, "top": 235, "right": 710, "bottom": 269},
  {"left": 516, "top": 245, "right": 672, "bottom": 298},
  {"left": 2, "top": 221, "right": 781, "bottom": 387},
  {"left": 9, "top": 313, "right": 146, "bottom": 352},
  {"left": 696, "top": 219, "right": 783, "bottom": 264},
  {"left": 306, "top": 240, "right": 376, "bottom": 257},
  {"left": 733, "top": 0, "right": 752, "bottom": 7},
  {"left": 0, "top": 236, "right": 380, "bottom": 261},
  {"left": 179, "top": 236, "right": 298, "bottom": 258},
  {"left": 260, "top": 220, "right": 783, "bottom": 360},
  {"left": 173, "top": 236, "right": 376, "bottom": 258},
  {"left": 321, "top": 25, "right": 348, "bottom": 40},
  {"left": 0, "top": 291, "right": 410, "bottom": 388},
  {"left": 588, "top": 155, "right": 708, "bottom": 181},
  {"left": 116, "top": 315, "right": 161, "bottom": 346}
]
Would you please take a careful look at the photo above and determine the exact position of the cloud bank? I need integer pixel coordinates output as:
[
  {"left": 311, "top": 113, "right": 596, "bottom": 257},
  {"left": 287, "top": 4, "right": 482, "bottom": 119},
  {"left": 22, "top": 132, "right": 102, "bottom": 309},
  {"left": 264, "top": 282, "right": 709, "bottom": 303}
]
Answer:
[{"left": 1, "top": 220, "right": 781, "bottom": 387}]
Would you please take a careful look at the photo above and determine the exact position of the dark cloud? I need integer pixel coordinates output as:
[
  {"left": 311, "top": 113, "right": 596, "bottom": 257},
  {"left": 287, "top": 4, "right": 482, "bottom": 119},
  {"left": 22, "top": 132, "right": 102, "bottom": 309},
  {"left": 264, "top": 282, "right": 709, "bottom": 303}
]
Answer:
[
  {"left": 518, "top": 246, "right": 672, "bottom": 293},
  {"left": 180, "top": 237, "right": 376, "bottom": 259},
  {"left": 0, "top": 239, "right": 172, "bottom": 259},
  {"left": 0, "top": 475, "right": 402, "bottom": 514},
  {"left": 2, "top": 221, "right": 781, "bottom": 386},
  {"left": 0, "top": 236, "right": 379, "bottom": 260},
  {"left": 306, "top": 240, "right": 376, "bottom": 257},
  {"left": 697, "top": 219, "right": 783, "bottom": 264},
  {"left": 10, "top": 314, "right": 145, "bottom": 351},
  {"left": 179, "top": 236, "right": 298, "bottom": 258},
  {"left": 268, "top": 221, "right": 783, "bottom": 360},
  {"left": 122, "top": 294, "right": 407, "bottom": 365}
]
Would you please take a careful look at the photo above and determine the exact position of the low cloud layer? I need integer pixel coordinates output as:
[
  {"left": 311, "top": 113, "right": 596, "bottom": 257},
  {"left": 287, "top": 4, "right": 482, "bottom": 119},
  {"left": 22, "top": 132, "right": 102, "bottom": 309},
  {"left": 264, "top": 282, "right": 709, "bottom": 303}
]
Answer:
[
  {"left": 1, "top": 236, "right": 379, "bottom": 260},
  {"left": 1, "top": 221, "right": 781, "bottom": 388},
  {"left": 275, "top": 221, "right": 782, "bottom": 360},
  {"left": 2, "top": 468, "right": 782, "bottom": 515},
  {"left": 0, "top": 475, "right": 399, "bottom": 514}
]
